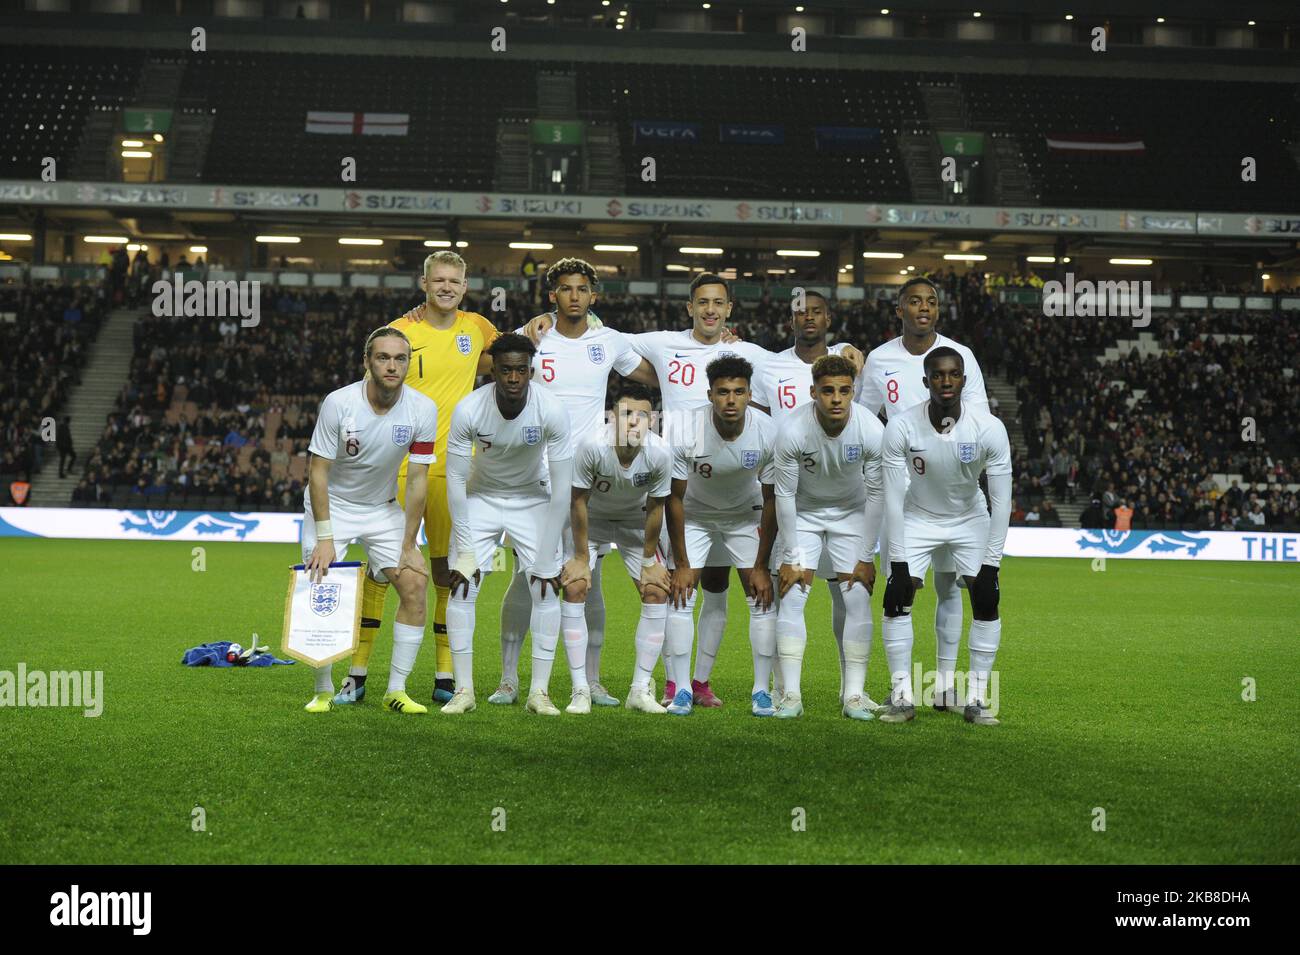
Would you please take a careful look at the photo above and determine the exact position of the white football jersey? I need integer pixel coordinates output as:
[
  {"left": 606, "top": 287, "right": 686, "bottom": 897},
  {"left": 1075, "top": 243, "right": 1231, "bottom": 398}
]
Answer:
[
  {"left": 446, "top": 382, "right": 572, "bottom": 498},
  {"left": 523, "top": 323, "right": 642, "bottom": 447},
  {"left": 855, "top": 334, "right": 987, "bottom": 419},
  {"left": 672, "top": 406, "right": 777, "bottom": 523},
  {"left": 773, "top": 401, "right": 885, "bottom": 512},
  {"left": 629, "top": 329, "right": 771, "bottom": 444},
  {"left": 573, "top": 431, "right": 673, "bottom": 522},
  {"left": 307, "top": 380, "right": 438, "bottom": 508},
  {"left": 751, "top": 342, "right": 851, "bottom": 426},
  {"left": 881, "top": 400, "right": 1012, "bottom": 523}
]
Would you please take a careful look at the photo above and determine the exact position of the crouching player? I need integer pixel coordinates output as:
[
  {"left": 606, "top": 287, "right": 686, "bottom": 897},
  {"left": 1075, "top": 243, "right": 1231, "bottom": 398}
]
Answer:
[
  {"left": 772, "top": 355, "right": 885, "bottom": 720},
  {"left": 442, "top": 334, "right": 574, "bottom": 716},
  {"left": 560, "top": 383, "right": 674, "bottom": 714},
  {"left": 878, "top": 347, "right": 1012, "bottom": 725},
  {"left": 666, "top": 356, "right": 778, "bottom": 717},
  {"left": 302, "top": 327, "right": 439, "bottom": 714}
]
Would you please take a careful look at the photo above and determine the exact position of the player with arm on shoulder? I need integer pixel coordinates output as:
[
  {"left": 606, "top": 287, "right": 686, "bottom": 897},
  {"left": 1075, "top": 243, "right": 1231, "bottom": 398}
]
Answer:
[
  {"left": 489, "top": 258, "right": 658, "bottom": 711},
  {"left": 334, "top": 251, "right": 499, "bottom": 709},
  {"left": 878, "top": 347, "right": 1012, "bottom": 725},
  {"left": 301, "top": 326, "right": 438, "bottom": 714},
  {"left": 563, "top": 383, "right": 673, "bottom": 714},
  {"left": 771, "top": 354, "right": 885, "bottom": 720},
  {"left": 665, "top": 355, "right": 778, "bottom": 717},
  {"left": 441, "top": 333, "right": 573, "bottom": 716},
  {"left": 857, "top": 275, "right": 990, "bottom": 712}
]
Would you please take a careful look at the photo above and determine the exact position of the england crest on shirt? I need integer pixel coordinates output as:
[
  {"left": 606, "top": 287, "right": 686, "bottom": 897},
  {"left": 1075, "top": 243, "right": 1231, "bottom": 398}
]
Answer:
[
  {"left": 741, "top": 450, "right": 760, "bottom": 470},
  {"left": 456, "top": 334, "right": 472, "bottom": 355},
  {"left": 310, "top": 582, "right": 341, "bottom": 616},
  {"left": 392, "top": 424, "right": 412, "bottom": 446},
  {"left": 587, "top": 343, "right": 606, "bottom": 364},
  {"left": 523, "top": 426, "right": 542, "bottom": 445},
  {"left": 843, "top": 444, "right": 862, "bottom": 463},
  {"left": 959, "top": 442, "right": 977, "bottom": 463}
]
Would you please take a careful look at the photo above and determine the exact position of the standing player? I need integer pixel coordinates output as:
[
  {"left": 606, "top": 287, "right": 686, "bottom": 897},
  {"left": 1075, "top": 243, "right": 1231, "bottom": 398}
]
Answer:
[
  {"left": 772, "top": 355, "right": 885, "bottom": 719},
  {"left": 301, "top": 327, "right": 439, "bottom": 714},
  {"left": 878, "top": 347, "right": 1011, "bottom": 725},
  {"left": 856, "top": 276, "right": 989, "bottom": 713},
  {"left": 441, "top": 334, "right": 573, "bottom": 716},
  {"left": 666, "top": 356, "right": 777, "bottom": 717},
  {"left": 751, "top": 288, "right": 859, "bottom": 705},
  {"left": 492, "top": 258, "right": 658, "bottom": 711},
  {"left": 332, "top": 251, "right": 498, "bottom": 708},
  {"left": 562, "top": 383, "right": 674, "bottom": 714}
]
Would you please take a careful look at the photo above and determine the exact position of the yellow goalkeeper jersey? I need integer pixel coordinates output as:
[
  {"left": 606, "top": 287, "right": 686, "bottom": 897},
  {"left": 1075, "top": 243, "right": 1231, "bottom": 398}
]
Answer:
[{"left": 389, "top": 304, "right": 499, "bottom": 476}]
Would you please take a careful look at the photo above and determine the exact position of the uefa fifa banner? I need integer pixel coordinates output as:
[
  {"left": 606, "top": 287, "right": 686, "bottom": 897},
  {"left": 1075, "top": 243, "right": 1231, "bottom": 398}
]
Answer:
[
  {"left": 283, "top": 562, "right": 363, "bottom": 666},
  {"left": 2, "top": 508, "right": 1299, "bottom": 562}
]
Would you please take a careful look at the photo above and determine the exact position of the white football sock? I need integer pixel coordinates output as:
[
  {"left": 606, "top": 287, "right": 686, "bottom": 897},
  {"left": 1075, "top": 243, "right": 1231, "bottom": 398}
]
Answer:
[
  {"left": 747, "top": 591, "right": 777, "bottom": 695},
  {"left": 933, "top": 571, "right": 963, "bottom": 700},
  {"left": 776, "top": 581, "right": 810, "bottom": 700},
  {"left": 386, "top": 621, "right": 424, "bottom": 694},
  {"left": 528, "top": 584, "right": 562, "bottom": 695},
  {"left": 561, "top": 600, "right": 589, "bottom": 691},
  {"left": 840, "top": 580, "right": 872, "bottom": 703},
  {"left": 632, "top": 602, "right": 668, "bottom": 689},
  {"left": 665, "top": 592, "right": 696, "bottom": 695},
  {"left": 314, "top": 665, "right": 333, "bottom": 694},
  {"left": 692, "top": 586, "right": 728, "bottom": 683},
  {"left": 827, "top": 577, "right": 847, "bottom": 700},
  {"left": 882, "top": 614, "right": 915, "bottom": 704},
  {"left": 446, "top": 575, "right": 480, "bottom": 693},
  {"left": 499, "top": 565, "right": 531, "bottom": 686},
  {"left": 967, "top": 618, "right": 1003, "bottom": 705},
  {"left": 584, "top": 559, "right": 605, "bottom": 683}
]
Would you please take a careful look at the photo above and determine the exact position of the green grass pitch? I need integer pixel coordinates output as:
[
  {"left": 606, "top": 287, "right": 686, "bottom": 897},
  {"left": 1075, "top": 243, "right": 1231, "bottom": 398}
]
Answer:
[{"left": 1, "top": 538, "right": 1296, "bottom": 864}]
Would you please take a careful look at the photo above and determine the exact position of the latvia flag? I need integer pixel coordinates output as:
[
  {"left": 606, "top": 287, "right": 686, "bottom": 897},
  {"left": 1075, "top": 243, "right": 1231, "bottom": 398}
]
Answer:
[
  {"left": 305, "top": 111, "right": 410, "bottom": 136},
  {"left": 1045, "top": 133, "right": 1145, "bottom": 154}
]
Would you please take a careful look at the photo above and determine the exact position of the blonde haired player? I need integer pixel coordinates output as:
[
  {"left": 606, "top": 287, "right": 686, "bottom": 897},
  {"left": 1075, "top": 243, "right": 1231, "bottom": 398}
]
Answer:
[
  {"left": 332, "top": 251, "right": 499, "bottom": 707},
  {"left": 302, "top": 327, "right": 438, "bottom": 714}
]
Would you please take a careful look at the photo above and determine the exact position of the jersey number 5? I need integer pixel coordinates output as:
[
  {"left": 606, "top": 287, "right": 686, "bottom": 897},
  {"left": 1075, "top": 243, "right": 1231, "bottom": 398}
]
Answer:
[
  {"left": 779, "top": 384, "right": 797, "bottom": 409},
  {"left": 541, "top": 357, "right": 556, "bottom": 382}
]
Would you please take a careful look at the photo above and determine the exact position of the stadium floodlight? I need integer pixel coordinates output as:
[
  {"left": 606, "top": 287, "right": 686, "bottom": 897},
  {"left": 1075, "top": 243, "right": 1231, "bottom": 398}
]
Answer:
[
  {"left": 702, "top": 2, "right": 711, "bottom": 8},
  {"left": 880, "top": 8, "right": 890, "bottom": 14},
  {"left": 153, "top": 134, "right": 163, "bottom": 142},
  {"left": 615, "top": 23, "right": 624, "bottom": 29},
  {"left": 796, "top": 5, "right": 805, "bottom": 11},
  {"left": 255, "top": 235, "right": 301, "bottom": 243},
  {"left": 1261, "top": 273, "right": 1271, "bottom": 280},
  {"left": 907, "top": 265, "right": 916, "bottom": 271},
  {"left": 1156, "top": 17, "right": 1165, "bottom": 23},
  {"left": 510, "top": 242, "right": 553, "bottom": 250},
  {"left": 423, "top": 240, "right": 451, "bottom": 247},
  {"left": 456, "top": 241, "right": 469, "bottom": 248},
  {"left": 189, "top": 245, "right": 208, "bottom": 254},
  {"left": 680, "top": 246, "right": 723, "bottom": 254},
  {"left": 777, "top": 249, "right": 820, "bottom": 257},
  {"left": 666, "top": 264, "right": 690, "bottom": 272},
  {"left": 84, "top": 235, "right": 129, "bottom": 243},
  {"left": 863, "top": 251, "right": 904, "bottom": 259},
  {"left": 121, "top": 150, "right": 152, "bottom": 158},
  {"left": 1026, "top": 255, "right": 1057, "bottom": 263},
  {"left": 943, "top": 253, "right": 988, "bottom": 261},
  {"left": 125, "top": 243, "right": 148, "bottom": 252},
  {"left": 1065, "top": 14, "right": 1074, "bottom": 21},
  {"left": 1063, "top": 256, "right": 1071, "bottom": 263},
  {"left": 766, "top": 268, "right": 788, "bottom": 275},
  {"left": 121, "top": 139, "right": 144, "bottom": 148},
  {"left": 1248, "top": 20, "right": 1256, "bottom": 26},
  {"left": 1109, "top": 257, "right": 1153, "bottom": 266},
  {"left": 0, "top": 233, "right": 33, "bottom": 241},
  {"left": 973, "top": 11, "right": 982, "bottom": 17},
  {"left": 338, "top": 238, "right": 384, "bottom": 246},
  {"left": 593, "top": 244, "right": 638, "bottom": 252}
]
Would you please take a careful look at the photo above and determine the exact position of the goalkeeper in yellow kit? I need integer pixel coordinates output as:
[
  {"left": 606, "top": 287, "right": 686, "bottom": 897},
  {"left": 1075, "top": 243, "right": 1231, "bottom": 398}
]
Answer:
[{"left": 333, "top": 251, "right": 499, "bottom": 705}]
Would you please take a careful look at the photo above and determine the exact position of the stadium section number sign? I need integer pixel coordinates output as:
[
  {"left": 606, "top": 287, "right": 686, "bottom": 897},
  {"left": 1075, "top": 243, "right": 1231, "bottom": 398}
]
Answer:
[
  {"left": 123, "top": 110, "right": 173, "bottom": 134},
  {"left": 533, "top": 120, "right": 584, "bottom": 145}
]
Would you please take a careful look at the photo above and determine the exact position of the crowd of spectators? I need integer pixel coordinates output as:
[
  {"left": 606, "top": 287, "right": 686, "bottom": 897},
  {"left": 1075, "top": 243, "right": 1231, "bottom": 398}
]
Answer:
[
  {"left": 0, "top": 279, "right": 105, "bottom": 502},
  {"left": 64, "top": 269, "right": 1300, "bottom": 531}
]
